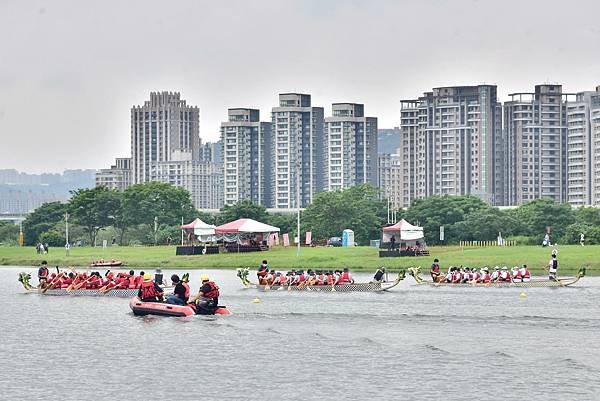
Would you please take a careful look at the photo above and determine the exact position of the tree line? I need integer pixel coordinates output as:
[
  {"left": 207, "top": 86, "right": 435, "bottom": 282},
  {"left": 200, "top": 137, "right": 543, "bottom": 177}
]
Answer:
[{"left": 6, "top": 182, "right": 600, "bottom": 247}]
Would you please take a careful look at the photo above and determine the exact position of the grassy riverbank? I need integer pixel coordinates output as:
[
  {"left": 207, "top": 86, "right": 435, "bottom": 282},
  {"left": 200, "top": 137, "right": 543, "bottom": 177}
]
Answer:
[{"left": 0, "top": 244, "right": 597, "bottom": 275}]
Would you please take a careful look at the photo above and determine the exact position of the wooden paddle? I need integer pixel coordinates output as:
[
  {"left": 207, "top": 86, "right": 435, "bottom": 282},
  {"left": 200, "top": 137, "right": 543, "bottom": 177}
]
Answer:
[{"left": 42, "top": 272, "right": 65, "bottom": 293}]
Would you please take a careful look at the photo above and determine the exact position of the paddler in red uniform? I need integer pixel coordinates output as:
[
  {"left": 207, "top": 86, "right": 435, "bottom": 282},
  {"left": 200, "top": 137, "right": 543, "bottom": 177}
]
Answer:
[
  {"left": 189, "top": 275, "right": 220, "bottom": 315},
  {"left": 338, "top": 268, "right": 354, "bottom": 284},
  {"left": 138, "top": 273, "right": 164, "bottom": 302}
]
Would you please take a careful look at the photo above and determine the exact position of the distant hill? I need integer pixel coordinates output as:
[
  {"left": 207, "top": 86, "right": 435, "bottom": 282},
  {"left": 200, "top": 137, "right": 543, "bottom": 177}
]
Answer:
[{"left": 377, "top": 128, "right": 400, "bottom": 154}]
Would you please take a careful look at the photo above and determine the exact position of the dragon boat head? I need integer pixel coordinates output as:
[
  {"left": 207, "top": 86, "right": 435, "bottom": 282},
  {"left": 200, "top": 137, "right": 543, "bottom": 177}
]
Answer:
[{"left": 18, "top": 272, "right": 33, "bottom": 290}]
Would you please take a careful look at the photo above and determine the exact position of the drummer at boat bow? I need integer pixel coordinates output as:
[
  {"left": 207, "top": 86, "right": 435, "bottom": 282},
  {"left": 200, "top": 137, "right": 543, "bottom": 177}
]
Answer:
[
  {"left": 138, "top": 273, "right": 164, "bottom": 302},
  {"left": 430, "top": 259, "right": 440, "bottom": 281},
  {"left": 189, "top": 275, "right": 220, "bottom": 315},
  {"left": 37, "top": 261, "right": 49, "bottom": 285},
  {"left": 257, "top": 260, "right": 269, "bottom": 281}
]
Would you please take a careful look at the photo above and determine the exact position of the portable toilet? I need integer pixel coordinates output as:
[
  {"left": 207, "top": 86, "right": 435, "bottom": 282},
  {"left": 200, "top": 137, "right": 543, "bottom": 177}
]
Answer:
[{"left": 342, "top": 229, "right": 355, "bottom": 247}]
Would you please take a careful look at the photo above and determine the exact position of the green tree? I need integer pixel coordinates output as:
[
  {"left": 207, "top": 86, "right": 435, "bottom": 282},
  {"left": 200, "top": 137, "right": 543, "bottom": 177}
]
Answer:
[
  {"left": 69, "top": 187, "right": 121, "bottom": 246},
  {"left": 302, "top": 184, "right": 385, "bottom": 245},
  {"left": 0, "top": 221, "right": 19, "bottom": 245},
  {"left": 220, "top": 200, "right": 269, "bottom": 223},
  {"left": 22, "top": 201, "right": 68, "bottom": 245},
  {"left": 574, "top": 207, "right": 600, "bottom": 227},
  {"left": 267, "top": 213, "right": 298, "bottom": 236},
  {"left": 512, "top": 199, "right": 574, "bottom": 241},
  {"left": 453, "top": 207, "right": 519, "bottom": 242},
  {"left": 404, "top": 195, "right": 489, "bottom": 245},
  {"left": 121, "top": 182, "right": 196, "bottom": 238}
]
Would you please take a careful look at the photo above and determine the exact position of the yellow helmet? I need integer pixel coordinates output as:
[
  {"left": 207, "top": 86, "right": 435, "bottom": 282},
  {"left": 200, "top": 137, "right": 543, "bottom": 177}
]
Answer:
[
  {"left": 200, "top": 274, "right": 209, "bottom": 282},
  {"left": 143, "top": 273, "right": 152, "bottom": 281}
]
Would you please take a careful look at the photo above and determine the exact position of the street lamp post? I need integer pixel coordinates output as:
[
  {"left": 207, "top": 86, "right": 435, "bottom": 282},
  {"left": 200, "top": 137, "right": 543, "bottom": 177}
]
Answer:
[
  {"left": 154, "top": 216, "right": 158, "bottom": 246},
  {"left": 65, "top": 212, "right": 70, "bottom": 256}
]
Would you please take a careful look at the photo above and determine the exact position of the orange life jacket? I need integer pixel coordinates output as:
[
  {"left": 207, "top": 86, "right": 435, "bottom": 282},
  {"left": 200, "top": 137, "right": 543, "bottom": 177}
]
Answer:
[
  {"left": 182, "top": 282, "right": 191, "bottom": 299},
  {"left": 339, "top": 272, "right": 350, "bottom": 284},
  {"left": 140, "top": 281, "right": 161, "bottom": 299},
  {"left": 326, "top": 274, "right": 334, "bottom": 285},
  {"left": 202, "top": 281, "right": 219, "bottom": 299}
]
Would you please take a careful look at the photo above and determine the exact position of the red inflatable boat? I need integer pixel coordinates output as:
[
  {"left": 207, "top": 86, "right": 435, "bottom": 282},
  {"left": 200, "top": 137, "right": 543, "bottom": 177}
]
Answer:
[{"left": 129, "top": 297, "right": 231, "bottom": 317}]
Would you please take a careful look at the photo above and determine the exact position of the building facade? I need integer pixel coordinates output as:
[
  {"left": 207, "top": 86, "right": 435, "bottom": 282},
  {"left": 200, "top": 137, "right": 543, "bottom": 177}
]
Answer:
[
  {"left": 504, "top": 85, "right": 572, "bottom": 205},
  {"left": 378, "top": 151, "right": 402, "bottom": 212},
  {"left": 151, "top": 150, "right": 223, "bottom": 209},
  {"left": 270, "top": 93, "right": 325, "bottom": 208},
  {"left": 220, "top": 108, "right": 271, "bottom": 205},
  {"left": 324, "top": 103, "right": 378, "bottom": 191},
  {"left": 131, "top": 91, "right": 200, "bottom": 184},
  {"left": 592, "top": 90, "right": 600, "bottom": 205},
  {"left": 95, "top": 157, "right": 132, "bottom": 191},
  {"left": 399, "top": 85, "right": 503, "bottom": 208}
]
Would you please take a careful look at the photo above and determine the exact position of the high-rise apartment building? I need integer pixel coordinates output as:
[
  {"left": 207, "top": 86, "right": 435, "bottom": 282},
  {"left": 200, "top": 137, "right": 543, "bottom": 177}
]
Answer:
[
  {"left": 324, "top": 103, "right": 378, "bottom": 190},
  {"left": 131, "top": 92, "right": 200, "bottom": 184},
  {"left": 504, "top": 85, "right": 572, "bottom": 205},
  {"left": 151, "top": 150, "right": 223, "bottom": 209},
  {"left": 270, "top": 93, "right": 325, "bottom": 208},
  {"left": 566, "top": 89, "right": 598, "bottom": 206},
  {"left": 592, "top": 89, "right": 600, "bottom": 206},
  {"left": 95, "top": 157, "right": 132, "bottom": 191},
  {"left": 220, "top": 108, "right": 272, "bottom": 205},
  {"left": 399, "top": 85, "right": 503, "bottom": 207},
  {"left": 378, "top": 151, "right": 402, "bottom": 211}
]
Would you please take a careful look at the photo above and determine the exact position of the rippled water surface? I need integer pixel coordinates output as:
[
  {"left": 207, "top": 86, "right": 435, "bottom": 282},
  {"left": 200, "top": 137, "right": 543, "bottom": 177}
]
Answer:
[{"left": 2, "top": 267, "right": 600, "bottom": 401}]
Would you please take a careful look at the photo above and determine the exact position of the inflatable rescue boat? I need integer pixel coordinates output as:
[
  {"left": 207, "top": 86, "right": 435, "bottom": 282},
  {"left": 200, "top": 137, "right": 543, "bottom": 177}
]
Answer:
[{"left": 129, "top": 297, "right": 231, "bottom": 317}]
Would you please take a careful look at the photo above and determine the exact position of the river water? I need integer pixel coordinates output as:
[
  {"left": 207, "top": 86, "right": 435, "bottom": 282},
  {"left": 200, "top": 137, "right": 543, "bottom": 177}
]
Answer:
[{"left": 2, "top": 267, "right": 599, "bottom": 401}]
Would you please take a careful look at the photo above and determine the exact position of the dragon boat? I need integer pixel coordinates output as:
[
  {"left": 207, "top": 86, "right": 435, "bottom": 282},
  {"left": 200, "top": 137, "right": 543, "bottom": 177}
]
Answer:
[
  {"left": 90, "top": 260, "right": 123, "bottom": 267},
  {"left": 129, "top": 297, "right": 231, "bottom": 317},
  {"left": 236, "top": 268, "right": 405, "bottom": 292},
  {"left": 407, "top": 266, "right": 586, "bottom": 288},
  {"left": 18, "top": 272, "right": 174, "bottom": 297}
]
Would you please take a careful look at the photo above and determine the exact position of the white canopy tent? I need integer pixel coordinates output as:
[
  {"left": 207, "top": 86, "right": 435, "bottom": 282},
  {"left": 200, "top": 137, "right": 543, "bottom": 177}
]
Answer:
[
  {"left": 181, "top": 218, "right": 216, "bottom": 242},
  {"left": 381, "top": 219, "right": 425, "bottom": 247}
]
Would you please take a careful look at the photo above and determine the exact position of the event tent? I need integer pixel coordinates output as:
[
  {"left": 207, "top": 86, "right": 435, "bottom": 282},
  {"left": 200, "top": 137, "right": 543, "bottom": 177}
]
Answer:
[
  {"left": 181, "top": 218, "right": 216, "bottom": 237},
  {"left": 382, "top": 219, "right": 424, "bottom": 242},
  {"left": 215, "top": 218, "right": 280, "bottom": 234}
]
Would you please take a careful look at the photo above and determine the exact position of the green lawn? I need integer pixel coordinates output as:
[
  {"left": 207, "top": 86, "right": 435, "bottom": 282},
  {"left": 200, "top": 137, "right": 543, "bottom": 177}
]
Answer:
[{"left": 0, "top": 244, "right": 596, "bottom": 275}]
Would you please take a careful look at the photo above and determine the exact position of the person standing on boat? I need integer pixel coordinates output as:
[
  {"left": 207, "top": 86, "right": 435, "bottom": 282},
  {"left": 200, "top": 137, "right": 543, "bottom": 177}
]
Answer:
[
  {"left": 138, "top": 273, "right": 164, "bottom": 302},
  {"left": 548, "top": 254, "right": 559, "bottom": 281},
  {"left": 190, "top": 275, "right": 220, "bottom": 315}
]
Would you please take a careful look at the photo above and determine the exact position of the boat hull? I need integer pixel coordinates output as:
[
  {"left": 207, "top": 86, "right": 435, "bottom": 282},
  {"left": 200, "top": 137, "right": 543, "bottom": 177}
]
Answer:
[{"left": 129, "top": 297, "right": 231, "bottom": 316}]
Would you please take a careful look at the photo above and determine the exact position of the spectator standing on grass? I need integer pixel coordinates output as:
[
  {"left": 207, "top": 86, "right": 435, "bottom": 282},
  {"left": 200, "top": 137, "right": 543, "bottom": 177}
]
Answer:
[{"left": 580, "top": 233, "right": 585, "bottom": 247}]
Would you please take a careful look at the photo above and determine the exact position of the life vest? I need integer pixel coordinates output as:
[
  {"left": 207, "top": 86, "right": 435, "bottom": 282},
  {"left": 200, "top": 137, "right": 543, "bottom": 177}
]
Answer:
[
  {"left": 182, "top": 282, "right": 191, "bottom": 300},
  {"left": 140, "top": 281, "right": 160, "bottom": 299},
  {"left": 202, "top": 281, "right": 219, "bottom": 299},
  {"left": 298, "top": 274, "right": 306, "bottom": 283},
  {"left": 38, "top": 266, "right": 49, "bottom": 279},
  {"left": 431, "top": 264, "right": 440, "bottom": 274},
  {"left": 280, "top": 275, "right": 288, "bottom": 285},
  {"left": 339, "top": 272, "right": 350, "bottom": 284},
  {"left": 552, "top": 260, "right": 558, "bottom": 269},
  {"left": 472, "top": 272, "right": 480, "bottom": 282},
  {"left": 326, "top": 274, "right": 334, "bottom": 285},
  {"left": 316, "top": 274, "right": 325, "bottom": 285},
  {"left": 500, "top": 271, "right": 510, "bottom": 281},
  {"left": 482, "top": 272, "right": 491, "bottom": 283},
  {"left": 452, "top": 271, "right": 461, "bottom": 282},
  {"left": 257, "top": 267, "right": 268, "bottom": 278},
  {"left": 513, "top": 270, "right": 522, "bottom": 279},
  {"left": 521, "top": 268, "right": 530, "bottom": 279}
]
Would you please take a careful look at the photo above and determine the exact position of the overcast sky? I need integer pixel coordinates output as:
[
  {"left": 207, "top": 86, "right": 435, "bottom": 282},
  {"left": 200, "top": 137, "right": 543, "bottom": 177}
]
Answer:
[{"left": 1, "top": 0, "right": 599, "bottom": 173}]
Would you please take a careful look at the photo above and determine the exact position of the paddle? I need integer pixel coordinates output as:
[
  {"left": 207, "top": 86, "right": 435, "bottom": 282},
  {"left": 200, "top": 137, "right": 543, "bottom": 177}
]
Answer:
[{"left": 42, "top": 272, "right": 65, "bottom": 293}]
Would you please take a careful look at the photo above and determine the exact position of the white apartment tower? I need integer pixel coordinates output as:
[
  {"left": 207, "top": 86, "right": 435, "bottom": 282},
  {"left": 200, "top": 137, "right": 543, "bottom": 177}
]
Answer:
[
  {"left": 95, "top": 157, "right": 132, "bottom": 191},
  {"left": 399, "top": 85, "right": 503, "bottom": 207},
  {"left": 220, "top": 108, "right": 272, "bottom": 206},
  {"left": 270, "top": 93, "right": 325, "bottom": 208},
  {"left": 504, "top": 85, "right": 573, "bottom": 205},
  {"left": 324, "top": 103, "right": 378, "bottom": 190},
  {"left": 131, "top": 92, "right": 200, "bottom": 184}
]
